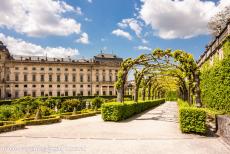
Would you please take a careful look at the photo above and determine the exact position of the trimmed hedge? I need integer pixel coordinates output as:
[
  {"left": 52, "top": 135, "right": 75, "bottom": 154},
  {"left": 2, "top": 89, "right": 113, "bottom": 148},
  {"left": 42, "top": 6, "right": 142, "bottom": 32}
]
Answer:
[
  {"left": 178, "top": 100, "right": 207, "bottom": 134},
  {"left": 0, "top": 100, "right": 12, "bottom": 105},
  {"left": 101, "top": 99, "right": 165, "bottom": 121},
  {"left": 61, "top": 112, "right": 98, "bottom": 120},
  {"left": 179, "top": 108, "right": 206, "bottom": 134},
  {"left": 0, "top": 121, "right": 25, "bottom": 133},
  {"left": 0, "top": 95, "right": 132, "bottom": 106},
  {"left": 21, "top": 116, "right": 61, "bottom": 125}
]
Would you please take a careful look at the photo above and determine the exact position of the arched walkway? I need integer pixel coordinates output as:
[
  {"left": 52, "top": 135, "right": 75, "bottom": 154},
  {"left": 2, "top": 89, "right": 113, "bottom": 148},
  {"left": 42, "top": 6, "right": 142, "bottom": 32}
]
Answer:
[{"left": 0, "top": 102, "right": 229, "bottom": 154}]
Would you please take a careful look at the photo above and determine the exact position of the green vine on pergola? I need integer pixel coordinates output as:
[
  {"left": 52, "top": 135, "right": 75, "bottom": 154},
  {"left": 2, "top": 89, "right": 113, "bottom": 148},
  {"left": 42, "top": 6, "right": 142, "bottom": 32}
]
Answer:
[{"left": 115, "top": 48, "right": 202, "bottom": 107}]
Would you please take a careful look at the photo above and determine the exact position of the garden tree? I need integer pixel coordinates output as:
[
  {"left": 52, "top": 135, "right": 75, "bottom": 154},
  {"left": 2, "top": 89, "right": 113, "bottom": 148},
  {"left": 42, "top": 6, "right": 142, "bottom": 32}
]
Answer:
[
  {"left": 208, "top": 6, "right": 230, "bottom": 36},
  {"left": 133, "top": 67, "right": 149, "bottom": 102},
  {"left": 61, "top": 99, "right": 81, "bottom": 114},
  {"left": 115, "top": 55, "right": 149, "bottom": 102},
  {"left": 91, "top": 97, "right": 104, "bottom": 110},
  {"left": 140, "top": 77, "right": 148, "bottom": 101}
]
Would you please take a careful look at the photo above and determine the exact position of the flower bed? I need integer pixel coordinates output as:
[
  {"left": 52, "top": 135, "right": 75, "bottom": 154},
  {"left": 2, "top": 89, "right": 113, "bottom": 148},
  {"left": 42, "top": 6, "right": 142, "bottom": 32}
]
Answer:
[
  {"left": 101, "top": 99, "right": 165, "bottom": 122},
  {"left": 20, "top": 115, "right": 61, "bottom": 126},
  {"left": 0, "top": 121, "right": 25, "bottom": 133}
]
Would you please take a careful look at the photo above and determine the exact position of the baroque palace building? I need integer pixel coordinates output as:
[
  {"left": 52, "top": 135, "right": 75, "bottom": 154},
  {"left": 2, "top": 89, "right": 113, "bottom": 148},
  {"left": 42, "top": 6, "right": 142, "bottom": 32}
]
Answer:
[{"left": 0, "top": 41, "right": 122, "bottom": 99}]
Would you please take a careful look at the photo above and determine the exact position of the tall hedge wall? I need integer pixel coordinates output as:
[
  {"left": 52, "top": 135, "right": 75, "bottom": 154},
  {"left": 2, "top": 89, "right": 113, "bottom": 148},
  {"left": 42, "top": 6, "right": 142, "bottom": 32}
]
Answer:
[
  {"left": 101, "top": 99, "right": 165, "bottom": 121},
  {"left": 200, "top": 38, "right": 230, "bottom": 113}
]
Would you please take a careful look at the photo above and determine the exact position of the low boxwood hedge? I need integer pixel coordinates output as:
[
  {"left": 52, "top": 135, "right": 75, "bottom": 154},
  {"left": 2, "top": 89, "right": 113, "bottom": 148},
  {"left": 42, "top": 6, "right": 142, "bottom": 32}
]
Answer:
[
  {"left": 101, "top": 99, "right": 165, "bottom": 122},
  {"left": 178, "top": 100, "right": 207, "bottom": 134},
  {"left": 179, "top": 107, "right": 206, "bottom": 134},
  {"left": 62, "top": 112, "right": 98, "bottom": 120},
  {"left": 0, "top": 121, "right": 25, "bottom": 133},
  {"left": 21, "top": 116, "right": 61, "bottom": 126}
]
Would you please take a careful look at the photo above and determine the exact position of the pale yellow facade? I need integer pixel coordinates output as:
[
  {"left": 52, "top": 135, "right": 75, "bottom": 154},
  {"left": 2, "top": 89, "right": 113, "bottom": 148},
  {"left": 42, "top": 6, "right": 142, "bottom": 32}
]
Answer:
[{"left": 0, "top": 42, "right": 122, "bottom": 99}]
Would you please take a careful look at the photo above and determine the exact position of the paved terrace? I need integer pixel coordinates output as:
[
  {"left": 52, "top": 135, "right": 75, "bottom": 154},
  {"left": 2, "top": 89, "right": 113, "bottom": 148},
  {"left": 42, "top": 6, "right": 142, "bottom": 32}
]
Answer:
[{"left": 0, "top": 102, "right": 229, "bottom": 154}]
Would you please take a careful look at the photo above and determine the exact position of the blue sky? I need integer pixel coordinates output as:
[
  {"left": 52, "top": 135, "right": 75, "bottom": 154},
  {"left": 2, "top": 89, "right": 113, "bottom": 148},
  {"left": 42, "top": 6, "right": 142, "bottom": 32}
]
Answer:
[{"left": 0, "top": 0, "right": 229, "bottom": 60}]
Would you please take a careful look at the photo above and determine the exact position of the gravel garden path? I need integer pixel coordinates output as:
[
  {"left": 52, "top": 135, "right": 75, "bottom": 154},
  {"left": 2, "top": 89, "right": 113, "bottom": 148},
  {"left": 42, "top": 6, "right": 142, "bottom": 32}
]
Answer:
[{"left": 0, "top": 101, "right": 229, "bottom": 154}]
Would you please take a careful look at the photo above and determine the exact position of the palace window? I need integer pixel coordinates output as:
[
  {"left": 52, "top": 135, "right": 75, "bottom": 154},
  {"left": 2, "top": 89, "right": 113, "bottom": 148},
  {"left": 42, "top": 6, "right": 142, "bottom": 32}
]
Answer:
[
  {"left": 96, "top": 91, "right": 99, "bottom": 95},
  {"left": 65, "top": 68, "right": 68, "bottom": 71},
  {"left": 15, "top": 74, "right": 19, "bottom": 82},
  {"left": 65, "top": 74, "right": 68, "bottom": 82},
  {"left": 72, "top": 68, "right": 76, "bottom": 71},
  {"left": 87, "top": 75, "right": 91, "bottom": 82},
  {"left": 65, "top": 91, "right": 68, "bottom": 96},
  {"left": 15, "top": 67, "right": 19, "bottom": 70},
  {"left": 24, "top": 74, "right": 27, "bottom": 81},
  {"left": 49, "top": 85, "right": 52, "bottom": 88},
  {"left": 57, "top": 91, "right": 61, "bottom": 96},
  {"left": 72, "top": 74, "right": 76, "bottom": 82},
  {"left": 32, "top": 74, "right": 36, "bottom": 82},
  {"left": 49, "top": 68, "right": 52, "bottom": 71},
  {"left": 15, "top": 91, "right": 19, "bottom": 98},
  {"left": 40, "top": 74, "right": 44, "bottom": 82},
  {"left": 49, "top": 91, "right": 52, "bottom": 96},
  {"left": 41, "top": 67, "right": 44, "bottom": 71},
  {"left": 57, "top": 75, "right": 60, "bottom": 82},
  {"left": 41, "top": 85, "right": 44, "bottom": 88},
  {"left": 73, "top": 91, "right": 76, "bottom": 96},
  {"left": 32, "top": 91, "right": 36, "bottom": 97},
  {"left": 6, "top": 74, "right": 10, "bottom": 81},
  {"left": 103, "top": 75, "right": 105, "bottom": 82},
  {"left": 96, "top": 75, "right": 99, "bottom": 82},
  {"left": 57, "top": 85, "right": 60, "bottom": 88},
  {"left": 49, "top": 75, "right": 52, "bottom": 82},
  {"left": 24, "top": 91, "right": 28, "bottom": 96},
  {"left": 24, "top": 67, "right": 28, "bottom": 70},
  {"left": 15, "top": 85, "right": 19, "bottom": 88},
  {"left": 32, "top": 67, "right": 36, "bottom": 71},
  {"left": 57, "top": 68, "right": 61, "bottom": 71},
  {"left": 80, "top": 75, "right": 83, "bottom": 82},
  {"left": 32, "top": 85, "right": 36, "bottom": 88},
  {"left": 41, "top": 91, "right": 45, "bottom": 96}
]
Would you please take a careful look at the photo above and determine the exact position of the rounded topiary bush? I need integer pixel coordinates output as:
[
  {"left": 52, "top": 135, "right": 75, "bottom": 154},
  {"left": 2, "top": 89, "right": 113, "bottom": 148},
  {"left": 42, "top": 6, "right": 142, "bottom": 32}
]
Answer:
[{"left": 91, "top": 97, "right": 104, "bottom": 110}]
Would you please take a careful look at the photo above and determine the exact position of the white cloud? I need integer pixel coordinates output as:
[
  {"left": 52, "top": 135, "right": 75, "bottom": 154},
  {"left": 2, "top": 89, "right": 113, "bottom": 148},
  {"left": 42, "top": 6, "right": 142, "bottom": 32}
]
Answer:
[
  {"left": 135, "top": 45, "right": 151, "bottom": 51},
  {"left": 0, "top": 0, "right": 81, "bottom": 37},
  {"left": 118, "top": 18, "right": 142, "bottom": 37},
  {"left": 112, "top": 29, "right": 132, "bottom": 40},
  {"left": 139, "top": 0, "right": 230, "bottom": 39},
  {"left": 75, "top": 6, "right": 83, "bottom": 15},
  {"left": 0, "top": 33, "right": 79, "bottom": 58},
  {"left": 141, "top": 38, "right": 148, "bottom": 44},
  {"left": 76, "top": 33, "right": 89, "bottom": 44},
  {"left": 84, "top": 17, "right": 92, "bottom": 22},
  {"left": 87, "top": 0, "right": 93, "bottom": 3}
]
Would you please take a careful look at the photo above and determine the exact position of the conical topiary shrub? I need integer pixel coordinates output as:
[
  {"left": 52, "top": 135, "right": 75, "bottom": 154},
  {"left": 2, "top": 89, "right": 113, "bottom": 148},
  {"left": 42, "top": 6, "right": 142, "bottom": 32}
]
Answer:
[
  {"left": 35, "top": 107, "right": 42, "bottom": 120},
  {"left": 72, "top": 107, "right": 77, "bottom": 115}
]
